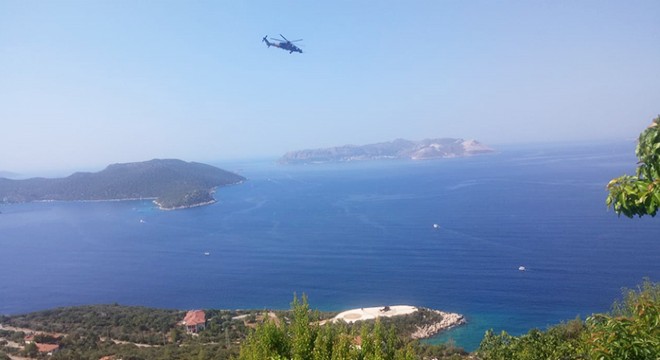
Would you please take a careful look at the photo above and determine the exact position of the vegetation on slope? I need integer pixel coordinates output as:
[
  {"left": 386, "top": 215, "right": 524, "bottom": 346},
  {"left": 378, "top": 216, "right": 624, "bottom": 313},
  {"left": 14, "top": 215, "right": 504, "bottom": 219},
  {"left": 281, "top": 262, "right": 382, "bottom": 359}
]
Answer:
[
  {"left": 477, "top": 279, "right": 659, "bottom": 360},
  {"left": 0, "top": 305, "right": 261, "bottom": 359},
  {"left": 0, "top": 300, "right": 466, "bottom": 360},
  {"left": 0, "top": 159, "right": 245, "bottom": 209},
  {"left": 237, "top": 295, "right": 467, "bottom": 360},
  {"left": 0, "top": 281, "right": 657, "bottom": 359},
  {"left": 3, "top": 304, "right": 183, "bottom": 345}
]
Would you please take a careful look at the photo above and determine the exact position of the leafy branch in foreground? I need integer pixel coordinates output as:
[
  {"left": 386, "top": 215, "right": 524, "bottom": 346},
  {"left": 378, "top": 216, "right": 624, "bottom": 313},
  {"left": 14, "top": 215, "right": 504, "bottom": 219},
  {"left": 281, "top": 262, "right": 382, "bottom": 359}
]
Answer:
[
  {"left": 607, "top": 115, "right": 660, "bottom": 217},
  {"left": 587, "top": 279, "right": 659, "bottom": 360},
  {"left": 477, "top": 279, "right": 659, "bottom": 360}
]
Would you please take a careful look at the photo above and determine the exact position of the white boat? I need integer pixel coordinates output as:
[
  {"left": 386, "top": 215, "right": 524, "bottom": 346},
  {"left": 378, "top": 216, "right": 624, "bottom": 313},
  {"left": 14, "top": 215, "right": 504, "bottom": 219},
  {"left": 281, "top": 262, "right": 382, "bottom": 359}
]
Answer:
[
  {"left": 433, "top": 223, "right": 439, "bottom": 229},
  {"left": 204, "top": 252, "right": 210, "bottom": 256},
  {"left": 518, "top": 266, "right": 526, "bottom": 271}
]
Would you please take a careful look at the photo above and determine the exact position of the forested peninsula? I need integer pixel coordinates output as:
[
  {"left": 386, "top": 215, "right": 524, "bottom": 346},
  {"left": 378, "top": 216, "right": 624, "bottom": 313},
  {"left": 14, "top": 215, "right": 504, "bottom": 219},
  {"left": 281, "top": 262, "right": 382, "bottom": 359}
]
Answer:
[
  {"left": 0, "top": 280, "right": 657, "bottom": 360},
  {"left": 0, "top": 302, "right": 468, "bottom": 360},
  {"left": 0, "top": 159, "right": 245, "bottom": 210}
]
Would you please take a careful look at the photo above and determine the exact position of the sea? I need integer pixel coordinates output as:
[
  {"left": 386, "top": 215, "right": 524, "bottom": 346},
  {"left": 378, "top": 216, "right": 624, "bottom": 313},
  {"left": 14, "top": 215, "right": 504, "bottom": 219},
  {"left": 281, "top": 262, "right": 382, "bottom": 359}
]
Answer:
[{"left": 0, "top": 141, "right": 658, "bottom": 351}]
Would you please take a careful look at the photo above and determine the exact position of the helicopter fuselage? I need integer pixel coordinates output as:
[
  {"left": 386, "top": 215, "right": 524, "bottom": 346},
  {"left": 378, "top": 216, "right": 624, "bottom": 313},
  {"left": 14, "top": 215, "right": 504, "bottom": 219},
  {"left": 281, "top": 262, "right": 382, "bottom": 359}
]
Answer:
[
  {"left": 276, "top": 42, "right": 302, "bottom": 53},
  {"left": 263, "top": 35, "right": 303, "bottom": 54}
]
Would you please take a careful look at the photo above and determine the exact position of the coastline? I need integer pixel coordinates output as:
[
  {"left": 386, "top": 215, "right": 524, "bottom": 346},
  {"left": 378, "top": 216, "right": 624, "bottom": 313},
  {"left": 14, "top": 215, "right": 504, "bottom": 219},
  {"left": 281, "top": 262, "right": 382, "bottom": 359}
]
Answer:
[
  {"left": 329, "top": 305, "right": 465, "bottom": 339},
  {"left": 410, "top": 310, "right": 466, "bottom": 339},
  {"left": 153, "top": 199, "right": 217, "bottom": 211},
  {"left": 33, "top": 197, "right": 157, "bottom": 203},
  {"left": 32, "top": 197, "right": 212, "bottom": 210},
  {"left": 4, "top": 177, "right": 247, "bottom": 211},
  {"left": 16, "top": 196, "right": 218, "bottom": 211}
]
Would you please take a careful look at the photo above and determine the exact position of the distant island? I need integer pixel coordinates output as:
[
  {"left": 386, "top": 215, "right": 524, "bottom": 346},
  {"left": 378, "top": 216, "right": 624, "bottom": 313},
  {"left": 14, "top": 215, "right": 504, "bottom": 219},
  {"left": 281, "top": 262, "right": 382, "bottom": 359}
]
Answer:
[
  {"left": 0, "top": 159, "right": 245, "bottom": 210},
  {"left": 279, "top": 138, "right": 494, "bottom": 164}
]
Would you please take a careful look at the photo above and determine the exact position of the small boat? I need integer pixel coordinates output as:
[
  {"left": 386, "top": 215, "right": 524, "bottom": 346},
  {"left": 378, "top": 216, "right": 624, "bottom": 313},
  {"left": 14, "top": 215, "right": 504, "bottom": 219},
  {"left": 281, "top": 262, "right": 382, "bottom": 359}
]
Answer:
[
  {"left": 204, "top": 252, "right": 210, "bottom": 256},
  {"left": 139, "top": 219, "right": 146, "bottom": 223},
  {"left": 518, "top": 266, "right": 526, "bottom": 271},
  {"left": 433, "top": 224, "right": 439, "bottom": 229}
]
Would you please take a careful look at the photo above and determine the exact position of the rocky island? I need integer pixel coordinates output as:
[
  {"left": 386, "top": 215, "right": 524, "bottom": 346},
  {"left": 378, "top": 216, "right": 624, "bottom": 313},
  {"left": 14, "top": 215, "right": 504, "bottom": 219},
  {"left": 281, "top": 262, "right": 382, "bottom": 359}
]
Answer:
[
  {"left": 0, "top": 159, "right": 245, "bottom": 210},
  {"left": 279, "top": 137, "right": 493, "bottom": 164}
]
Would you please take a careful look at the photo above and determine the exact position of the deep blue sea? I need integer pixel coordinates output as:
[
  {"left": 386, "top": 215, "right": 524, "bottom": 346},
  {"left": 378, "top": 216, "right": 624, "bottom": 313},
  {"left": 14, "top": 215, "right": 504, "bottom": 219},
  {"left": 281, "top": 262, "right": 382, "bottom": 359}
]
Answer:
[{"left": 0, "top": 141, "right": 658, "bottom": 351}]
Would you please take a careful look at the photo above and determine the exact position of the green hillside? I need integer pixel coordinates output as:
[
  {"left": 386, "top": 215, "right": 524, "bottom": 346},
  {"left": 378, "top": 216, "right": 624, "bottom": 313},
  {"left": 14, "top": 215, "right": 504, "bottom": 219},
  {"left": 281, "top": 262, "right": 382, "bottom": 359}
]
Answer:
[{"left": 0, "top": 159, "right": 245, "bottom": 210}]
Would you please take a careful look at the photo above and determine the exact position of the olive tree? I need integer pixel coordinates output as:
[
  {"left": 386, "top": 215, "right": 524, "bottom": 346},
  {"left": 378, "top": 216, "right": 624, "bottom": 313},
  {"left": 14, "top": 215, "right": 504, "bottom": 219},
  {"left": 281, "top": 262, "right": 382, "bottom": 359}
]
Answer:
[{"left": 606, "top": 115, "right": 660, "bottom": 217}]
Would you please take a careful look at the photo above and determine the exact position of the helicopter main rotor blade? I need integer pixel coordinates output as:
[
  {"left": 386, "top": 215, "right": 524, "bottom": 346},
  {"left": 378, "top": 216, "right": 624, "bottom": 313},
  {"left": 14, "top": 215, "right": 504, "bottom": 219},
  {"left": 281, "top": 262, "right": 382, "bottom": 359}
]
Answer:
[
  {"left": 279, "top": 34, "right": 289, "bottom": 42},
  {"left": 289, "top": 39, "right": 303, "bottom": 42},
  {"left": 270, "top": 37, "right": 285, "bottom": 42}
]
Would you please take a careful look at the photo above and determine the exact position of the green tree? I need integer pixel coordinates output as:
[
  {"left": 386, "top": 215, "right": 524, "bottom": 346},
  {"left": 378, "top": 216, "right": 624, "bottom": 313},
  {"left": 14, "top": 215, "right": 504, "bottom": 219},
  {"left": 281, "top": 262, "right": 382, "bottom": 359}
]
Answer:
[
  {"left": 312, "top": 324, "right": 334, "bottom": 360},
  {"left": 607, "top": 115, "right": 660, "bottom": 217},
  {"left": 477, "top": 280, "right": 659, "bottom": 360},
  {"left": 238, "top": 295, "right": 468, "bottom": 360},
  {"left": 477, "top": 330, "right": 516, "bottom": 360},
  {"left": 290, "top": 294, "right": 317, "bottom": 360},
  {"left": 169, "top": 326, "right": 182, "bottom": 344},
  {"left": 586, "top": 279, "right": 659, "bottom": 360},
  {"left": 238, "top": 317, "right": 289, "bottom": 360},
  {"left": 330, "top": 332, "right": 356, "bottom": 360},
  {"left": 23, "top": 342, "right": 38, "bottom": 358},
  {"left": 393, "top": 343, "right": 416, "bottom": 360}
]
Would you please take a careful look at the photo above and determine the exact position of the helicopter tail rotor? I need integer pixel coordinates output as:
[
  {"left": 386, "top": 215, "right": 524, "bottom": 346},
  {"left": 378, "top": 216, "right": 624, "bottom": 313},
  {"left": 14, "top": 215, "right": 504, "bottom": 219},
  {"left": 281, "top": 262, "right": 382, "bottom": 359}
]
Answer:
[{"left": 262, "top": 35, "right": 270, "bottom": 46}]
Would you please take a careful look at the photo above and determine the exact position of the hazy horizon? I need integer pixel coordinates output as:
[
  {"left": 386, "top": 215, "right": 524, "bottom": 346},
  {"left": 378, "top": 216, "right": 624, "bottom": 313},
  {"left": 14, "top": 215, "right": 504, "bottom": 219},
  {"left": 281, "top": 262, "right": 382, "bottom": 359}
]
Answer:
[
  {"left": 0, "top": 138, "right": 639, "bottom": 180},
  {"left": 2, "top": 1, "right": 659, "bottom": 173}
]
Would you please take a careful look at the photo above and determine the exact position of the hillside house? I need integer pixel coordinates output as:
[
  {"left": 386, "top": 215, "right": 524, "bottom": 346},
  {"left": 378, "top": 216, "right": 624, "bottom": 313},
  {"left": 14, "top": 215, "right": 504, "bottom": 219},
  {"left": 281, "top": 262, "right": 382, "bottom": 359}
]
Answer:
[
  {"left": 182, "top": 310, "right": 206, "bottom": 334},
  {"left": 36, "top": 343, "right": 59, "bottom": 356}
]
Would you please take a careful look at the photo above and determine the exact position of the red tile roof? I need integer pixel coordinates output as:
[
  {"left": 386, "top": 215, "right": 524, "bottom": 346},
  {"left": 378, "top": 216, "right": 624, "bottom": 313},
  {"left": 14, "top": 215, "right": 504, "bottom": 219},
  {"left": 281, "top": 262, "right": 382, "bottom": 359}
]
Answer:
[
  {"left": 36, "top": 343, "right": 59, "bottom": 353},
  {"left": 183, "top": 310, "right": 206, "bottom": 326}
]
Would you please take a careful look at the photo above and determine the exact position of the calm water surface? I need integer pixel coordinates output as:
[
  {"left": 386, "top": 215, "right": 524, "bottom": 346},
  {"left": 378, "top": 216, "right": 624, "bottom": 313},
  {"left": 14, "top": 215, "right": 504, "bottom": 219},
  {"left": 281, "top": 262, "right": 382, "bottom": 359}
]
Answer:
[{"left": 0, "top": 141, "right": 658, "bottom": 351}]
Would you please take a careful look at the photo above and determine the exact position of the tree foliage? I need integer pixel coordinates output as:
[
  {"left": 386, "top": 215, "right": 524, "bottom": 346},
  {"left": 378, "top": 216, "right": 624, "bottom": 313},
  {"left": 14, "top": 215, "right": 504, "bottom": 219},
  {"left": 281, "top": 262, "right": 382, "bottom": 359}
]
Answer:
[
  {"left": 237, "top": 294, "right": 465, "bottom": 360},
  {"left": 587, "top": 279, "right": 659, "bottom": 360},
  {"left": 607, "top": 115, "right": 660, "bottom": 217},
  {"left": 477, "top": 279, "right": 659, "bottom": 360},
  {"left": 5, "top": 304, "right": 182, "bottom": 345}
]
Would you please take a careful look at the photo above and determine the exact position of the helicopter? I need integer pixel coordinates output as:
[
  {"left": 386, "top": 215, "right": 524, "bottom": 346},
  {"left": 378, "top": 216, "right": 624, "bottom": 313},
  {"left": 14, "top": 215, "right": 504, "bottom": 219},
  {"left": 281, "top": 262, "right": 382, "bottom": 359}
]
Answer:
[{"left": 262, "top": 34, "right": 303, "bottom": 54}]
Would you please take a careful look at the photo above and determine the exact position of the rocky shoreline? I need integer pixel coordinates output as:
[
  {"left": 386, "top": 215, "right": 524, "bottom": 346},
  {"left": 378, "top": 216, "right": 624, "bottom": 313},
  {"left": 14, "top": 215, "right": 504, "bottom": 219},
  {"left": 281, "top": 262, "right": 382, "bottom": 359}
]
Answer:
[
  {"left": 410, "top": 310, "right": 466, "bottom": 339},
  {"left": 153, "top": 198, "right": 217, "bottom": 211},
  {"left": 330, "top": 305, "right": 466, "bottom": 339}
]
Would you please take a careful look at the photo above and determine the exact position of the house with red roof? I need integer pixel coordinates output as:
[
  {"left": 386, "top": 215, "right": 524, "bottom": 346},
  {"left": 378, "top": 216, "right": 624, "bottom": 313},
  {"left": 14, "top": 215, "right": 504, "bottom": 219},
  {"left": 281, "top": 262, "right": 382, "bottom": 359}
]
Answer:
[
  {"left": 182, "top": 310, "right": 206, "bottom": 334},
  {"left": 36, "top": 343, "right": 59, "bottom": 356}
]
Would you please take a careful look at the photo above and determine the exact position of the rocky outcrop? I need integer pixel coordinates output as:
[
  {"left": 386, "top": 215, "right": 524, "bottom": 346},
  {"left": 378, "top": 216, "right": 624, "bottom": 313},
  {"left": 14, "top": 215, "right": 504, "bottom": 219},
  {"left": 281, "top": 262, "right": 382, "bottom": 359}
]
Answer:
[{"left": 410, "top": 311, "right": 466, "bottom": 339}]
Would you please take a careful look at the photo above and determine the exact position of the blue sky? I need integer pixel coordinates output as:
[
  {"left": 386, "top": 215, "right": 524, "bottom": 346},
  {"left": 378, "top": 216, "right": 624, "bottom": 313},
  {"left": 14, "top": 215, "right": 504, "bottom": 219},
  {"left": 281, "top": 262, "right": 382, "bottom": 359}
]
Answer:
[{"left": 1, "top": 1, "right": 659, "bottom": 173}]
